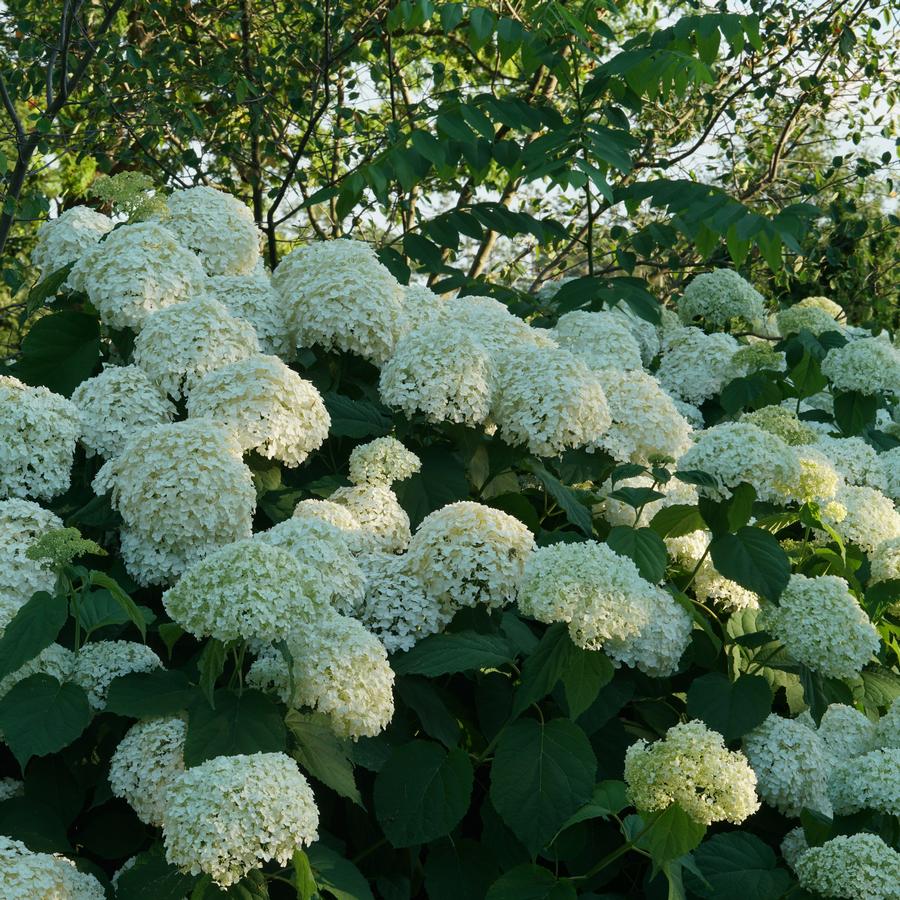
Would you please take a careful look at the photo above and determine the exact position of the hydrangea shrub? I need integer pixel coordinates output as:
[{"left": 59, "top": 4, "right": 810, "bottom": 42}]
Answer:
[{"left": 1, "top": 188, "right": 899, "bottom": 899}]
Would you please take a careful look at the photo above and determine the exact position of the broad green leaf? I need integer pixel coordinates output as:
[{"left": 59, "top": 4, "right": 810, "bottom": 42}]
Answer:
[
  {"left": 649, "top": 504, "right": 705, "bottom": 539},
  {"left": 0, "top": 675, "right": 91, "bottom": 767},
  {"left": 0, "top": 592, "right": 67, "bottom": 681},
  {"left": 709, "top": 526, "right": 790, "bottom": 603},
  {"left": 286, "top": 710, "right": 362, "bottom": 805},
  {"left": 374, "top": 741, "right": 473, "bottom": 847},
  {"left": 23, "top": 263, "right": 73, "bottom": 320},
  {"left": 606, "top": 526, "right": 668, "bottom": 583},
  {"left": 396, "top": 677, "right": 461, "bottom": 748},
  {"left": 485, "top": 864, "right": 576, "bottom": 900},
  {"left": 489, "top": 718, "right": 596, "bottom": 855},
  {"left": 394, "top": 447, "right": 470, "bottom": 529},
  {"left": 88, "top": 571, "right": 146, "bottom": 639},
  {"left": 197, "top": 638, "right": 228, "bottom": 706},
  {"left": 0, "top": 795, "right": 70, "bottom": 853},
  {"left": 832, "top": 390, "right": 878, "bottom": 436},
  {"left": 307, "top": 844, "right": 374, "bottom": 900},
  {"left": 105, "top": 669, "right": 196, "bottom": 718},
  {"left": 424, "top": 838, "right": 499, "bottom": 900},
  {"left": 184, "top": 689, "right": 287, "bottom": 766},
  {"left": 393, "top": 631, "right": 515, "bottom": 677},
  {"left": 521, "top": 459, "right": 593, "bottom": 536},
  {"left": 686, "top": 673, "right": 771, "bottom": 740},
  {"left": 293, "top": 849, "right": 318, "bottom": 900},
  {"left": 322, "top": 393, "right": 391, "bottom": 438},
  {"left": 630, "top": 805, "right": 706, "bottom": 864},
  {"left": 560, "top": 780, "right": 629, "bottom": 830},
  {"left": 689, "top": 831, "right": 793, "bottom": 900},
  {"left": 114, "top": 843, "right": 199, "bottom": 900}
]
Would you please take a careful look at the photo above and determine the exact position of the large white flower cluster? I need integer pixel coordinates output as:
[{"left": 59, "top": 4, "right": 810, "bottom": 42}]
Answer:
[
  {"left": 71, "top": 365, "right": 175, "bottom": 458},
  {"left": 272, "top": 239, "right": 404, "bottom": 364},
  {"left": 821, "top": 337, "right": 900, "bottom": 396},
  {"left": 93, "top": 420, "right": 256, "bottom": 584},
  {"left": 249, "top": 613, "right": 395, "bottom": 739},
  {"left": 762, "top": 574, "right": 879, "bottom": 678},
  {"left": 348, "top": 437, "right": 421, "bottom": 487},
  {"left": 678, "top": 269, "right": 766, "bottom": 328},
  {"left": 133, "top": 295, "right": 260, "bottom": 399},
  {"left": 871, "top": 535, "right": 900, "bottom": 584},
  {"left": 405, "top": 501, "right": 535, "bottom": 616},
  {"left": 162, "top": 752, "right": 319, "bottom": 887},
  {"left": 0, "top": 376, "right": 79, "bottom": 501},
  {"left": 777, "top": 304, "right": 844, "bottom": 337},
  {"left": 881, "top": 445, "right": 900, "bottom": 502},
  {"left": 0, "top": 835, "right": 106, "bottom": 899},
  {"left": 828, "top": 747, "right": 900, "bottom": 815},
  {"left": 793, "top": 833, "right": 900, "bottom": 900},
  {"left": 655, "top": 327, "right": 738, "bottom": 404},
  {"left": 624, "top": 721, "right": 760, "bottom": 825},
  {"left": 68, "top": 221, "right": 208, "bottom": 330},
  {"left": 162, "top": 540, "right": 331, "bottom": 642},
  {"left": 677, "top": 421, "right": 801, "bottom": 503},
  {"left": 165, "top": 186, "right": 261, "bottom": 276},
  {"left": 0, "top": 499, "right": 62, "bottom": 606},
  {"left": 814, "top": 434, "right": 886, "bottom": 490},
  {"left": 109, "top": 716, "right": 187, "bottom": 826},
  {"left": 31, "top": 205, "right": 112, "bottom": 278},
  {"left": 70, "top": 640, "right": 162, "bottom": 710},
  {"left": 328, "top": 484, "right": 412, "bottom": 553},
  {"left": 208, "top": 270, "right": 292, "bottom": 357},
  {"left": 553, "top": 310, "right": 643, "bottom": 370},
  {"left": 187, "top": 355, "right": 329, "bottom": 466},
  {"left": 823, "top": 483, "right": 900, "bottom": 552}
]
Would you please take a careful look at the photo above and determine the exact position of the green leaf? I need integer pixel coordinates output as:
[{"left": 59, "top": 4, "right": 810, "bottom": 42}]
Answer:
[
  {"left": 649, "top": 503, "right": 705, "bottom": 539},
  {"left": 23, "top": 263, "right": 73, "bottom": 320},
  {"left": 560, "top": 780, "right": 629, "bottom": 830},
  {"left": 689, "top": 831, "right": 793, "bottom": 900},
  {"left": 374, "top": 741, "right": 473, "bottom": 847},
  {"left": 197, "top": 638, "right": 228, "bottom": 706},
  {"left": 88, "top": 571, "right": 146, "bottom": 639},
  {"left": 393, "top": 631, "right": 515, "bottom": 677},
  {"left": 184, "top": 689, "right": 287, "bottom": 766},
  {"left": 0, "top": 675, "right": 91, "bottom": 768},
  {"left": 631, "top": 805, "right": 706, "bottom": 864},
  {"left": 114, "top": 844, "right": 199, "bottom": 900},
  {"left": 520, "top": 460, "right": 592, "bottom": 536},
  {"left": 0, "top": 592, "right": 67, "bottom": 681},
  {"left": 74, "top": 589, "right": 134, "bottom": 634},
  {"left": 490, "top": 718, "right": 596, "bottom": 856},
  {"left": 709, "top": 526, "right": 790, "bottom": 603},
  {"left": 686, "top": 673, "right": 772, "bottom": 740},
  {"left": 424, "top": 838, "right": 499, "bottom": 900},
  {"left": 322, "top": 393, "right": 391, "bottom": 438},
  {"left": 292, "top": 849, "right": 318, "bottom": 900},
  {"left": 307, "top": 844, "right": 374, "bottom": 900},
  {"left": 698, "top": 483, "right": 756, "bottom": 536},
  {"left": 286, "top": 710, "right": 362, "bottom": 805},
  {"left": 394, "top": 447, "right": 470, "bottom": 529},
  {"left": 0, "top": 795, "right": 70, "bottom": 853},
  {"left": 606, "top": 526, "right": 668, "bottom": 583},
  {"left": 832, "top": 390, "right": 878, "bottom": 437},
  {"left": 12, "top": 310, "right": 101, "bottom": 396},
  {"left": 105, "top": 669, "right": 196, "bottom": 718},
  {"left": 396, "top": 677, "right": 461, "bottom": 748},
  {"left": 485, "top": 865, "right": 576, "bottom": 900}
]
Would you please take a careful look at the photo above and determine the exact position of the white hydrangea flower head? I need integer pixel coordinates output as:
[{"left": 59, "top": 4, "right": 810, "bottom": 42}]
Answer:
[
  {"left": 0, "top": 644, "right": 75, "bottom": 701},
  {"left": 0, "top": 835, "right": 107, "bottom": 899},
  {"left": 187, "top": 355, "right": 329, "bottom": 466},
  {"left": 0, "top": 499, "right": 63, "bottom": 605},
  {"left": 442, "top": 294, "right": 549, "bottom": 353},
  {"left": 68, "top": 220, "right": 208, "bottom": 330},
  {"left": 877, "top": 698, "right": 900, "bottom": 748},
  {"left": 248, "top": 614, "right": 395, "bottom": 739},
  {"left": 763, "top": 574, "right": 879, "bottom": 679},
  {"left": 93, "top": 420, "right": 256, "bottom": 585},
  {"left": 624, "top": 721, "right": 760, "bottom": 826},
  {"left": 348, "top": 437, "right": 421, "bottom": 487},
  {"left": 794, "top": 833, "right": 900, "bottom": 900},
  {"left": 109, "top": 717, "right": 186, "bottom": 826},
  {"left": 379, "top": 319, "right": 496, "bottom": 427},
  {"left": 828, "top": 747, "right": 900, "bottom": 815},
  {"left": 165, "top": 186, "right": 261, "bottom": 276},
  {"left": 31, "top": 205, "right": 112, "bottom": 278},
  {"left": 611, "top": 304, "right": 660, "bottom": 364},
  {"left": 518, "top": 541, "right": 656, "bottom": 650},
  {"left": 134, "top": 295, "right": 260, "bottom": 399},
  {"left": 354, "top": 551, "right": 449, "bottom": 652},
  {"left": 272, "top": 239, "right": 404, "bottom": 364},
  {"left": 821, "top": 337, "right": 900, "bottom": 396},
  {"left": 797, "top": 295, "right": 844, "bottom": 319},
  {"left": 553, "top": 310, "right": 643, "bottom": 371},
  {"left": 405, "top": 501, "right": 534, "bottom": 616},
  {"left": 816, "top": 703, "right": 877, "bottom": 761},
  {"left": 492, "top": 345, "right": 612, "bottom": 457},
  {"left": 70, "top": 365, "right": 175, "bottom": 459},
  {"left": 328, "top": 484, "right": 411, "bottom": 553},
  {"left": 0, "top": 376, "right": 79, "bottom": 501},
  {"left": 743, "top": 714, "right": 833, "bottom": 817},
  {"left": 71, "top": 640, "right": 162, "bottom": 710},
  {"left": 163, "top": 539, "right": 332, "bottom": 642},
  {"left": 399, "top": 283, "right": 448, "bottom": 335},
  {"left": 880, "top": 446, "right": 900, "bottom": 502},
  {"left": 871, "top": 536, "right": 900, "bottom": 585},
  {"left": 814, "top": 435, "right": 885, "bottom": 491},
  {"left": 253, "top": 516, "right": 365, "bottom": 616},
  {"left": 603, "top": 585, "right": 693, "bottom": 676},
  {"left": 823, "top": 483, "right": 900, "bottom": 552},
  {"left": 740, "top": 405, "right": 817, "bottom": 446},
  {"left": 595, "top": 368, "right": 693, "bottom": 463},
  {"left": 655, "top": 327, "right": 739, "bottom": 405},
  {"left": 787, "top": 446, "right": 842, "bottom": 503},
  {"left": 777, "top": 304, "right": 844, "bottom": 337},
  {"left": 726, "top": 343, "right": 786, "bottom": 380},
  {"left": 162, "top": 752, "right": 319, "bottom": 887},
  {"left": 677, "top": 421, "right": 801, "bottom": 504},
  {"left": 209, "top": 270, "right": 292, "bottom": 357},
  {"left": 781, "top": 827, "right": 810, "bottom": 871},
  {"left": 291, "top": 498, "right": 366, "bottom": 551},
  {"left": 677, "top": 269, "right": 766, "bottom": 328}
]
